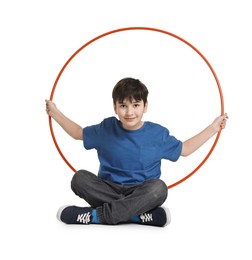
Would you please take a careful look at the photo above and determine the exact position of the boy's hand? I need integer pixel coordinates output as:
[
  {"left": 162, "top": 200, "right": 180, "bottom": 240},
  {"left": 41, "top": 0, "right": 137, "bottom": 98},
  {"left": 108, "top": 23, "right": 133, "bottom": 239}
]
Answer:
[
  {"left": 212, "top": 113, "right": 229, "bottom": 132},
  {"left": 45, "top": 99, "right": 82, "bottom": 140},
  {"left": 45, "top": 100, "right": 57, "bottom": 117}
]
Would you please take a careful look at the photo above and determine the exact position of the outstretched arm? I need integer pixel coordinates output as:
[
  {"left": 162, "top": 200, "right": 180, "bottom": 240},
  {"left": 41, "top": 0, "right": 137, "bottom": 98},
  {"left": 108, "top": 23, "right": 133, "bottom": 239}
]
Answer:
[
  {"left": 45, "top": 100, "right": 83, "bottom": 140},
  {"left": 181, "top": 113, "right": 228, "bottom": 157}
]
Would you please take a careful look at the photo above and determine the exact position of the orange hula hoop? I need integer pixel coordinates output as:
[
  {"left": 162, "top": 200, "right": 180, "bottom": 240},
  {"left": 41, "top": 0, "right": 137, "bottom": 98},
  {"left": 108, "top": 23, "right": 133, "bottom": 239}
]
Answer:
[{"left": 49, "top": 27, "right": 224, "bottom": 189}]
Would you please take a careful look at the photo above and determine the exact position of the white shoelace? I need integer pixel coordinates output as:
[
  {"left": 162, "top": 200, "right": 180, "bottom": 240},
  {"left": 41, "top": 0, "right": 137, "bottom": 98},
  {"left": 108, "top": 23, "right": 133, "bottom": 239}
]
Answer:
[
  {"left": 140, "top": 213, "right": 153, "bottom": 223},
  {"left": 76, "top": 212, "right": 91, "bottom": 224}
]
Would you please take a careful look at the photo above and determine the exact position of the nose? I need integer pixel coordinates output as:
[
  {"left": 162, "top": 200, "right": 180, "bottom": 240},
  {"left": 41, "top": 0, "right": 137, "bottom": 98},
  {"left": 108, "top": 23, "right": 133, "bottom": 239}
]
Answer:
[{"left": 126, "top": 106, "right": 133, "bottom": 116}]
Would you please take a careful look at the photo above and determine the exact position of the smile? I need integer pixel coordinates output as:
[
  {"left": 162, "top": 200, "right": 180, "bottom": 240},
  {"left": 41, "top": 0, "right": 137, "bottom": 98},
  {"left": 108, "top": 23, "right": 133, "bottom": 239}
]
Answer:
[{"left": 125, "top": 117, "right": 136, "bottom": 121}]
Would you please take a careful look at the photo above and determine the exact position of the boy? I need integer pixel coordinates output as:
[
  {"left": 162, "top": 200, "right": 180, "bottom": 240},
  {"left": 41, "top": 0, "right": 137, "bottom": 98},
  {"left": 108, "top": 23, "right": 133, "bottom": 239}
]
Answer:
[{"left": 45, "top": 77, "right": 228, "bottom": 227}]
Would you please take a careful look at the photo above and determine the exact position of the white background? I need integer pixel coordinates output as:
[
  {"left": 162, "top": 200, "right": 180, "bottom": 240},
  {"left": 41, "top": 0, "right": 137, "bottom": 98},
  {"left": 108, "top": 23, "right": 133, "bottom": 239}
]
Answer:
[{"left": 1, "top": 0, "right": 251, "bottom": 259}]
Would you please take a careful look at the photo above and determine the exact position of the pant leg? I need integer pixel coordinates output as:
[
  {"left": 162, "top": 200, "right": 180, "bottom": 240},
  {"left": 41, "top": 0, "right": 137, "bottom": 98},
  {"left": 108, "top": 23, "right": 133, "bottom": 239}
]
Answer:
[
  {"left": 71, "top": 169, "right": 125, "bottom": 207},
  {"left": 97, "top": 178, "right": 168, "bottom": 225}
]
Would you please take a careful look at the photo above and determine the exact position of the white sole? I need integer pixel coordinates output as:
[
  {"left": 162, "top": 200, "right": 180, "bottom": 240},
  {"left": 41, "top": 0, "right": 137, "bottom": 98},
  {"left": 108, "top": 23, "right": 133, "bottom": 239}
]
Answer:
[
  {"left": 163, "top": 207, "right": 171, "bottom": 226},
  {"left": 56, "top": 205, "right": 72, "bottom": 222}
]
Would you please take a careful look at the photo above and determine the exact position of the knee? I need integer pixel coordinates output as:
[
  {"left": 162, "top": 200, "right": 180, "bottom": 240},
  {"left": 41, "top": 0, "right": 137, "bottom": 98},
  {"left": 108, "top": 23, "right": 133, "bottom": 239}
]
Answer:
[
  {"left": 71, "top": 169, "right": 91, "bottom": 191},
  {"left": 149, "top": 179, "right": 168, "bottom": 204}
]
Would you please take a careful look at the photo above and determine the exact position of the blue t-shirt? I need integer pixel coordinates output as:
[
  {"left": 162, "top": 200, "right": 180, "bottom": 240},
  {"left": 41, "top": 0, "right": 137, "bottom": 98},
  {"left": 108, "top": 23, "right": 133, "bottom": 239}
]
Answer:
[{"left": 83, "top": 117, "right": 182, "bottom": 185}]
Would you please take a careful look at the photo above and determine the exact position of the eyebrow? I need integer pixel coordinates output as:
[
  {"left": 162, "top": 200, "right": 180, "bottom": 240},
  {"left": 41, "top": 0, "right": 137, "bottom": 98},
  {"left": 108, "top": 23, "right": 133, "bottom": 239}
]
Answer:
[{"left": 118, "top": 100, "right": 142, "bottom": 104}]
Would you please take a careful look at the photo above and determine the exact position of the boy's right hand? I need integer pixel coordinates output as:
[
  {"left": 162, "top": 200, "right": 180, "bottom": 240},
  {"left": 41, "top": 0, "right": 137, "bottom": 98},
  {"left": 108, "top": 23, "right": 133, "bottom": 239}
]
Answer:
[
  {"left": 45, "top": 99, "right": 83, "bottom": 140},
  {"left": 45, "top": 100, "right": 57, "bottom": 117}
]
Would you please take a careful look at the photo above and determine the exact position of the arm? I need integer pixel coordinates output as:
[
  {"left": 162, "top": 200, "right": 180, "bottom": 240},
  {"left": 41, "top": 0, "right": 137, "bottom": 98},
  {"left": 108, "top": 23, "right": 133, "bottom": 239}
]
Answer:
[
  {"left": 45, "top": 100, "right": 83, "bottom": 140},
  {"left": 181, "top": 113, "right": 228, "bottom": 157}
]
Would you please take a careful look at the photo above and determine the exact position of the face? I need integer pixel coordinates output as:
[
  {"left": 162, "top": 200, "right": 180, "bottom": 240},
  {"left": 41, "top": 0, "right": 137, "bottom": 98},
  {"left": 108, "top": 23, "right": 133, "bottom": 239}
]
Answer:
[{"left": 114, "top": 99, "right": 148, "bottom": 130}]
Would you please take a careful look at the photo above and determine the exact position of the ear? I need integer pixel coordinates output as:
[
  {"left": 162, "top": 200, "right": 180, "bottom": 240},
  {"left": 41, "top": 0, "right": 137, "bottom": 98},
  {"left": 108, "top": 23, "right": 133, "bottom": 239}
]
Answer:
[
  {"left": 113, "top": 104, "right": 118, "bottom": 114},
  {"left": 144, "top": 101, "right": 148, "bottom": 113}
]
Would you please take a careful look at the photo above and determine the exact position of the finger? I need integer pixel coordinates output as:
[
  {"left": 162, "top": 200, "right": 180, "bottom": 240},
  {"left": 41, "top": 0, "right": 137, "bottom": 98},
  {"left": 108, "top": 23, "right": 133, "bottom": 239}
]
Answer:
[{"left": 220, "top": 120, "right": 226, "bottom": 129}]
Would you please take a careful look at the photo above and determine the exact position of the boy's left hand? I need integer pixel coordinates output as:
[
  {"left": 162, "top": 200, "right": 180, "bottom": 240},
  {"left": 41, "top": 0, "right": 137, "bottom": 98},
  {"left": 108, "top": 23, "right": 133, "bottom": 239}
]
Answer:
[{"left": 212, "top": 113, "right": 229, "bottom": 132}]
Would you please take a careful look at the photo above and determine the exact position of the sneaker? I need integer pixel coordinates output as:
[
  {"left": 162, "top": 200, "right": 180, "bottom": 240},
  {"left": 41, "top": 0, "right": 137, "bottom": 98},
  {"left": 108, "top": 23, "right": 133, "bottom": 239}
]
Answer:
[
  {"left": 57, "top": 205, "right": 93, "bottom": 224},
  {"left": 139, "top": 207, "right": 171, "bottom": 227}
]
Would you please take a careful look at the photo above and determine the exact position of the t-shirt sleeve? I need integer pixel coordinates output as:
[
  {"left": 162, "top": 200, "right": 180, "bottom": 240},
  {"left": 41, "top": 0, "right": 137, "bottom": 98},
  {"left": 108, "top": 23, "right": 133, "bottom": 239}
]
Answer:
[
  {"left": 161, "top": 128, "right": 182, "bottom": 162},
  {"left": 83, "top": 117, "right": 117, "bottom": 150},
  {"left": 83, "top": 123, "right": 102, "bottom": 150}
]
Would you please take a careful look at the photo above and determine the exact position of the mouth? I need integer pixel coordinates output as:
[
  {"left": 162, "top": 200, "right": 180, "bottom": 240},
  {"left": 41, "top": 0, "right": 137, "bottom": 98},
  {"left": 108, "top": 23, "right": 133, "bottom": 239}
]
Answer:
[{"left": 124, "top": 117, "right": 136, "bottom": 121}]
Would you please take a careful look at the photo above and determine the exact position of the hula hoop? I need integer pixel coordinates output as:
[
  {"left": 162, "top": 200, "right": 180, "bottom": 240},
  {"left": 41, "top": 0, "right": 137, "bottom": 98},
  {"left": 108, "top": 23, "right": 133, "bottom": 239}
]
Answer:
[{"left": 49, "top": 27, "right": 224, "bottom": 189}]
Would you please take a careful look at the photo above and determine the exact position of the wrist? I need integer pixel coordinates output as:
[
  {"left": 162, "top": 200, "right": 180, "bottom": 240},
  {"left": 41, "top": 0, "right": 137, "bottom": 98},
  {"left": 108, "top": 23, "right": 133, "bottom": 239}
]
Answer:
[
  {"left": 50, "top": 108, "right": 61, "bottom": 120},
  {"left": 209, "top": 123, "right": 219, "bottom": 135}
]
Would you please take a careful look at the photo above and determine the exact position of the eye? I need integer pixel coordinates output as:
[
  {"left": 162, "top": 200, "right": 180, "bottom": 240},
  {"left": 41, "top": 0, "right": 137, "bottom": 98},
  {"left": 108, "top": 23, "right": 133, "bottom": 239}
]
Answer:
[
  {"left": 133, "top": 103, "right": 140, "bottom": 108},
  {"left": 119, "top": 104, "right": 127, "bottom": 109}
]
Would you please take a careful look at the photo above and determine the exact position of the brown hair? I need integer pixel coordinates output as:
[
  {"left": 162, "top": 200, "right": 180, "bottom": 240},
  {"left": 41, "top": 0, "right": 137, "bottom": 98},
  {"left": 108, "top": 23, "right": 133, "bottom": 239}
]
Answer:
[{"left": 112, "top": 77, "right": 149, "bottom": 105}]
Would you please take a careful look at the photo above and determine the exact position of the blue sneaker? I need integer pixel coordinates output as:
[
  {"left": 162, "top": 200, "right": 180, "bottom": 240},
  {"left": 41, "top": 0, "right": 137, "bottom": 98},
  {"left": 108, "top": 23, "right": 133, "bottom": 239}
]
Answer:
[
  {"left": 57, "top": 205, "right": 93, "bottom": 224},
  {"left": 139, "top": 207, "right": 171, "bottom": 227}
]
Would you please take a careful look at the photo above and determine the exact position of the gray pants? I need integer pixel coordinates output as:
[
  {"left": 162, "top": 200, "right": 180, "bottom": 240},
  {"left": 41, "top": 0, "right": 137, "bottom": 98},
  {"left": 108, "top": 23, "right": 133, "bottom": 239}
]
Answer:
[{"left": 71, "top": 170, "right": 168, "bottom": 225}]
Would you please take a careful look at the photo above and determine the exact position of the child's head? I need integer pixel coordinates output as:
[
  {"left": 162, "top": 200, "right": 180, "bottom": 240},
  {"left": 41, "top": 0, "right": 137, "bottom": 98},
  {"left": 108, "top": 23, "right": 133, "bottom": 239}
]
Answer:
[{"left": 112, "top": 77, "right": 149, "bottom": 106}]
